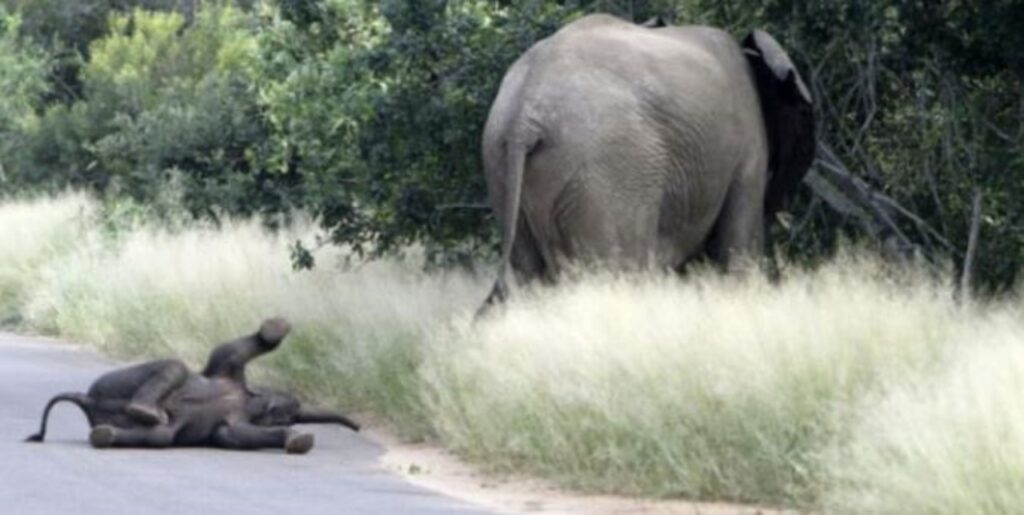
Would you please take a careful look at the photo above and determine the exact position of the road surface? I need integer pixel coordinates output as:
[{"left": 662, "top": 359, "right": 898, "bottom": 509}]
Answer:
[{"left": 0, "top": 333, "right": 495, "bottom": 515}]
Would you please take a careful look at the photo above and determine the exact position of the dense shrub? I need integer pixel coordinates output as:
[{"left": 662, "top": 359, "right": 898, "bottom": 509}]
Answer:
[
  {"left": 1, "top": 0, "right": 187, "bottom": 104},
  {"left": 8, "top": 4, "right": 301, "bottom": 218},
  {"left": 0, "top": 7, "right": 49, "bottom": 188}
]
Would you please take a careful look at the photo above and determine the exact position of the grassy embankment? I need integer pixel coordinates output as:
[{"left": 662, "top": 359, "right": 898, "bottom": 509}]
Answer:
[{"left": 3, "top": 193, "right": 1024, "bottom": 512}]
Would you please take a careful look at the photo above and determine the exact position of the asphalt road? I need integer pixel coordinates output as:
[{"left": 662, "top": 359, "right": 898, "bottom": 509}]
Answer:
[{"left": 0, "top": 333, "right": 495, "bottom": 515}]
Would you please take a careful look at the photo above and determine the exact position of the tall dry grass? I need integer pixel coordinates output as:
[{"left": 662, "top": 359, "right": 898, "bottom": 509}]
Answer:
[
  {"left": 3, "top": 193, "right": 1024, "bottom": 512},
  {"left": 422, "top": 264, "right": 966, "bottom": 504},
  {"left": 0, "top": 193, "right": 94, "bottom": 321},
  {"left": 822, "top": 313, "right": 1024, "bottom": 514}
]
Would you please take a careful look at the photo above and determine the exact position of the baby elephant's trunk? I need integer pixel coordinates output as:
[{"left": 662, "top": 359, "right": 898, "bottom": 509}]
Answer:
[
  {"left": 25, "top": 392, "right": 94, "bottom": 443},
  {"left": 295, "top": 407, "right": 360, "bottom": 432}
]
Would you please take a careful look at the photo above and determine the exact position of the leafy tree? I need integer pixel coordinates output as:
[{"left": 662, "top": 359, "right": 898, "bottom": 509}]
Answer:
[
  {"left": 10, "top": 4, "right": 300, "bottom": 218},
  {"left": 258, "top": 1, "right": 575, "bottom": 262},
  {"left": 1, "top": 0, "right": 187, "bottom": 103},
  {"left": 0, "top": 7, "right": 50, "bottom": 189}
]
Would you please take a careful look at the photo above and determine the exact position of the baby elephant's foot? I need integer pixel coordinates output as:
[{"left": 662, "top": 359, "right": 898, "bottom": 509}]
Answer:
[
  {"left": 285, "top": 432, "right": 314, "bottom": 455},
  {"left": 89, "top": 425, "right": 116, "bottom": 449},
  {"left": 258, "top": 317, "right": 291, "bottom": 347},
  {"left": 126, "top": 402, "right": 168, "bottom": 426}
]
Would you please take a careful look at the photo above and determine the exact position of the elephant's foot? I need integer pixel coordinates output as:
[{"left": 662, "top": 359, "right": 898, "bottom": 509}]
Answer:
[
  {"left": 285, "top": 432, "right": 314, "bottom": 455},
  {"left": 126, "top": 401, "right": 168, "bottom": 426},
  {"left": 474, "top": 281, "right": 509, "bottom": 320},
  {"left": 89, "top": 425, "right": 116, "bottom": 449},
  {"left": 89, "top": 424, "right": 176, "bottom": 449},
  {"left": 485, "top": 279, "right": 509, "bottom": 305}
]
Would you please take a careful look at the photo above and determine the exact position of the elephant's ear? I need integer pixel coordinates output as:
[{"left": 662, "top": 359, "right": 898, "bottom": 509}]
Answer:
[
  {"left": 640, "top": 16, "right": 668, "bottom": 28},
  {"left": 742, "top": 29, "right": 816, "bottom": 216}
]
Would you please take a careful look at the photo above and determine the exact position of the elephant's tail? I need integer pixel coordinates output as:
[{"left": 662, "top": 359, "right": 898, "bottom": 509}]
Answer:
[
  {"left": 25, "top": 392, "right": 94, "bottom": 443},
  {"left": 484, "top": 136, "right": 538, "bottom": 307}
]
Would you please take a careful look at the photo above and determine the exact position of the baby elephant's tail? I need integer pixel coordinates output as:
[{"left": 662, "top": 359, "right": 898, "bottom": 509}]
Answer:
[{"left": 25, "top": 392, "right": 94, "bottom": 443}]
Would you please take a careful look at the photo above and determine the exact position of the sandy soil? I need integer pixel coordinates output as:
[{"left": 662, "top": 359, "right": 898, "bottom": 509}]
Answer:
[{"left": 367, "top": 428, "right": 789, "bottom": 515}]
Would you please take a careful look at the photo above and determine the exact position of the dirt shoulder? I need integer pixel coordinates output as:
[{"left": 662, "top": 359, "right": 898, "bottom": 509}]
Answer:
[{"left": 367, "top": 428, "right": 785, "bottom": 515}]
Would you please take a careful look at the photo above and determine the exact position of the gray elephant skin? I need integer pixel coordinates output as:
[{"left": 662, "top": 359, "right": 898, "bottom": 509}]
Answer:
[
  {"left": 26, "top": 318, "right": 359, "bottom": 454},
  {"left": 482, "top": 14, "right": 815, "bottom": 303}
]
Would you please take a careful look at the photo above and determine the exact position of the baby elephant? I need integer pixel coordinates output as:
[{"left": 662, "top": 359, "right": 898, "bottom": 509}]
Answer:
[{"left": 26, "top": 318, "right": 359, "bottom": 454}]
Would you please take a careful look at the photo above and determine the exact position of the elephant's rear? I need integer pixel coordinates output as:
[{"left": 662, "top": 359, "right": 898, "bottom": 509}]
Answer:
[{"left": 483, "top": 15, "right": 761, "bottom": 273}]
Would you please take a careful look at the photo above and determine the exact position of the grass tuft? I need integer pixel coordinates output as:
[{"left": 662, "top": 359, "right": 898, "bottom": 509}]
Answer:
[{"left": 0, "top": 193, "right": 95, "bottom": 325}]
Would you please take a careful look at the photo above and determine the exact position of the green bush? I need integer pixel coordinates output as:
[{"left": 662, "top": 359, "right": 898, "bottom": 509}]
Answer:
[
  {"left": 9, "top": 4, "right": 300, "bottom": 217},
  {"left": 0, "top": 7, "right": 49, "bottom": 187}
]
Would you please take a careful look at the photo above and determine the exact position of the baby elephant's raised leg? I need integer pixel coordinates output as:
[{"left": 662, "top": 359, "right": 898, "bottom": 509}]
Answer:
[
  {"left": 89, "top": 424, "right": 176, "bottom": 449},
  {"left": 213, "top": 423, "right": 314, "bottom": 454}
]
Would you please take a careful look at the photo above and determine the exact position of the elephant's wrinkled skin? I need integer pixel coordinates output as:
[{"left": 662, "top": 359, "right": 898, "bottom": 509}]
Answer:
[
  {"left": 481, "top": 14, "right": 815, "bottom": 304},
  {"left": 26, "top": 318, "right": 359, "bottom": 454}
]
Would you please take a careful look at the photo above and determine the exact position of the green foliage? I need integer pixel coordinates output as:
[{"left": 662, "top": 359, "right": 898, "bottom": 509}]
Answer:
[
  {"left": 732, "top": 0, "right": 1024, "bottom": 289},
  {"left": 258, "top": 1, "right": 578, "bottom": 261},
  {"left": 0, "top": 7, "right": 49, "bottom": 187},
  {"left": 349, "top": 1, "right": 571, "bottom": 261},
  {"left": 9, "top": 5, "right": 301, "bottom": 218},
  {"left": 2, "top": 0, "right": 186, "bottom": 104},
  {"left": 2, "top": 0, "right": 184, "bottom": 53}
]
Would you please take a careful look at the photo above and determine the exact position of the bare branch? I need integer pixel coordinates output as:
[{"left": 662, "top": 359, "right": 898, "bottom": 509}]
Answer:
[
  {"left": 959, "top": 190, "right": 982, "bottom": 300},
  {"left": 804, "top": 142, "right": 958, "bottom": 266}
]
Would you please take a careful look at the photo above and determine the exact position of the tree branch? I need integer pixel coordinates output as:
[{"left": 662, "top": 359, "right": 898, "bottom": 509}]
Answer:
[{"left": 959, "top": 190, "right": 982, "bottom": 299}]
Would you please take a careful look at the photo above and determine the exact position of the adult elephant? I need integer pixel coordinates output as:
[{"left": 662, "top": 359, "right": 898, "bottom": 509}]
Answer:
[{"left": 481, "top": 14, "right": 815, "bottom": 305}]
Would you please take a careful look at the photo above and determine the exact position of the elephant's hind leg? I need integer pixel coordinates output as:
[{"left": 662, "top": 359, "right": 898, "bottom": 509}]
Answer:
[
  {"left": 707, "top": 162, "right": 767, "bottom": 274},
  {"left": 213, "top": 423, "right": 314, "bottom": 454},
  {"left": 89, "top": 424, "right": 176, "bottom": 449},
  {"left": 510, "top": 212, "right": 550, "bottom": 284},
  {"left": 126, "top": 360, "right": 188, "bottom": 426}
]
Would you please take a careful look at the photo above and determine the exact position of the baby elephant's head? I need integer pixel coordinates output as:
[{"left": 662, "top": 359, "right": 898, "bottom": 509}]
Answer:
[
  {"left": 247, "top": 390, "right": 360, "bottom": 432},
  {"left": 247, "top": 391, "right": 300, "bottom": 426}
]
